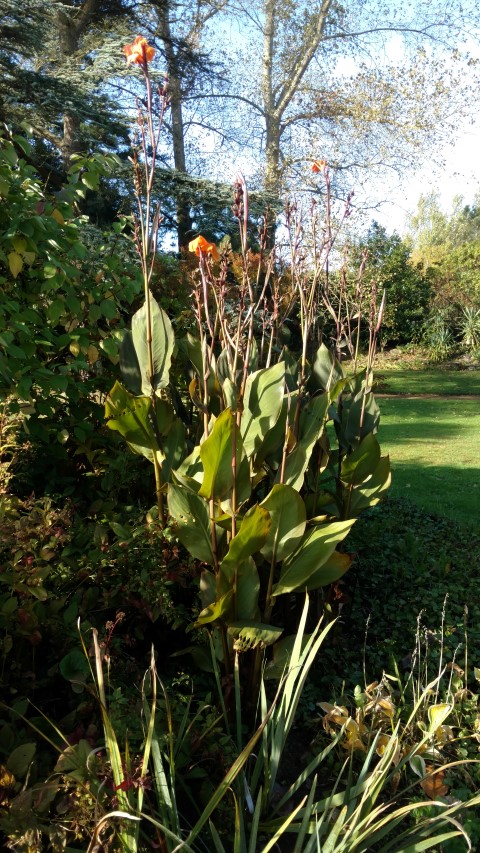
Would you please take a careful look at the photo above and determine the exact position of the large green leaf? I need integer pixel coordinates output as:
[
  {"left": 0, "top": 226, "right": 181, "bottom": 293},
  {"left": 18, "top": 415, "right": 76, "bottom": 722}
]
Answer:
[
  {"left": 131, "top": 293, "right": 174, "bottom": 394},
  {"left": 303, "top": 550, "right": 353, "bottom": 590},
  {"left": 260, "top": 484, "right": 306, "bottom": 562},
  {"left": 105, "top": 381, "right": 157, "bottom": 459},
  {"left": 310, "top": 343, "right": 344, "bottom": 392},
  {"left": 228, "top": 621, "right": 283, "bottom": 651},
  {"left": 105, "top": 381, "right": 174, "bottom": 462},
  {"left": 220, "top": 504, "right": 272, "bottom": 579},
  {"left": 199, "top": 409, "right": 248, "bottom": 501},
  {"left": 161, "top": 419, "right": 187, "bottom": 482},
  {"left": 174, "top": 445, "right": 203, "bottom": 490},
  {"left": 168, "top": 483, "right": 213, "bottom": 564},
  {"left": 119, "top": 330, "right": 142, "bottom": 395},
  {"left": 254, "top": 391, "right": 298, "bottom": 470},
  {"left": 282, "top": 394, "right": 329, "bottom": 490},
  {"left": 236, "top": 557, "right": 260, "bottom": 621},
  {"left": 272, "top": 519, "right": 355, "bottom": 596},
  {"left": 339, "top": 385, "right": 380, "bottom": 448},
  {"left": 195, "top": 590, "right": 234, "bottom": 627},
  {"left": 241, "top": 362, "right": 285, "bottom": 457},
  {"left": 341, "top": 432, "right": 381, "bottom": 486},
  {"left": 187, "top": 333, "right": 218, "bottom": 395},
  {"left": 199, "top": 569, "right": 216, "bottom": 610},
  {"left": 348, "top": 455, "right": 391, "bottom": 514}
]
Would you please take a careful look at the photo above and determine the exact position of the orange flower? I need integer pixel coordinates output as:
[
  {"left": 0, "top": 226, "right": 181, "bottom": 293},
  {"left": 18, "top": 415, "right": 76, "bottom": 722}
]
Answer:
[
  {"left": 312, "top": 159, "right": 327, "bottom": 173},
  {"left": 123, "top": 36, "right": 155, "bottom": 67},
  {"left": 188, "top": 235, "right": 220, "bottom": 262}
]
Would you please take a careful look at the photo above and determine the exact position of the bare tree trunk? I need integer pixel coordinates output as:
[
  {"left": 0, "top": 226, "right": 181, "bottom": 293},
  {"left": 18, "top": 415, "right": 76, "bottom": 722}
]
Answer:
[{"left": 261, "top": 0, "right": 333, "bottom": 201}]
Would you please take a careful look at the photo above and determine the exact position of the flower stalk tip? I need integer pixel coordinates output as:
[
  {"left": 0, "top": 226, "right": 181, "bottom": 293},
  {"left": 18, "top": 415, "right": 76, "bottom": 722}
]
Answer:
[
  {"left": 123, "top": 36, "right": 156, "bottom": 67},
  {"left": 188, "top": 235, "right": 220, "bottom": 262},
  {"left": 312, "top": 159, "right": 327, "bottom": 174}
]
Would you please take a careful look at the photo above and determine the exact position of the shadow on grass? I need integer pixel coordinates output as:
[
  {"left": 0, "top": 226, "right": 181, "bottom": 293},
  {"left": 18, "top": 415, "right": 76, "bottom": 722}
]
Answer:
[
  {"left": 387, "top": 461, "right": 480, "bottom": 527},
  {"left": 380, "top": 419, "right": 471, "bottom": 443}
]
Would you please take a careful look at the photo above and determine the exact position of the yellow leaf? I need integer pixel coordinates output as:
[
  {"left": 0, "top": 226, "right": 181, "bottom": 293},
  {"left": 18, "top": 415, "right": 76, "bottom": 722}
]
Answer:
[
  {"left": 87, "top": 345, "right": 99, "bottom": 365},
  {"left": 8, "top": 251, "right": 23, "bottom": 278},
  {"left": 375, "top": 734, "right": 391, "bottom": 756},
  {"left": 12, "top": 235, "right": 26, "bottom": 253},
  {"left": 69, "top": 341, "right": 81, "bottom": 356},
  {"left": 0, "top": 763, "right": 15, "bottom": 805},
  {"left": 23, "top": 251, "right": 36, "bottom": 266},
  {"left": 428, "top": 703, "right": 452, "bottom": 733},
  {"left": 51, "top": 208, "right": 65, "bottom": 225}
]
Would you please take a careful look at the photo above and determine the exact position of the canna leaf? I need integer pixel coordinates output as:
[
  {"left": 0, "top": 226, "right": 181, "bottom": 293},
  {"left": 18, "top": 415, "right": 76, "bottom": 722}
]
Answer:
[
  {"left": 241, "top": 362, "right": 285, "bottom": 457},
  {"left": 194, "top": 590, "right": 234, "bottom": 626},
  {"left": 302, "top": 550, "right": 353, "bottom": 590},
  {"left": 348, "top": 455, "right": 391, "bottom": 514},
  {"left": 220, "top": 505, "right": 271, "bottom": 580},
  {"left": 235, "top": 557, "right": 261, "bottom": 621},
  {"left": 199, "top": 409, "right": 249, "bottom": 502},
  {"left": 260, "top": 484, "right": 306, "bottom": 562},
  {"left": 168, "top": 483, "right": 214, "bottom": 564},
  {"left": 272, "top": 519, "right": 355, "bottom": 596},
  {"left": 228, "top": 621, "right": 283, "bottom": 651},
  {"left": 281, "top": 393, "right": 329, "bottom": 490},
  {"left": 131, "top": 293, "right": 174, "bottom": 395},
  {"left": 105, "top": 381, "right": 157, "bottom": 459},
  {"left": 341, "top": 432, "right": 381, "bottom": 486},
  {"left": 310, "top": 343, "right": 344, "bottom": 392}
]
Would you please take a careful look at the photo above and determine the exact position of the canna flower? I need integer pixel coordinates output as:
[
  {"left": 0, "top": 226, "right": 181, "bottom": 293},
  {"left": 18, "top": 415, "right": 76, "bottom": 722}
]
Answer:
[
  {"left": 123, "top": 36, "right": 155, "bottom": 67},
  {"left": 312, "top": 159, "right": 327, "bottom": 173},
  {"left": 188, "top": 235, "right": 220, "bottom": 262}
]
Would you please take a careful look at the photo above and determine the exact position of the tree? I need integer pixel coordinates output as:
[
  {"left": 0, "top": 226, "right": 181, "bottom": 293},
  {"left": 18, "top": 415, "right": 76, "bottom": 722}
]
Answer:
[
  {"left": 407, "top": 193, "right": 480, "bottom": 314},
  {"left": 0, "top": 0, "right": 131, "bottom": 170},
  {"left": 357, "top": 222, "right": 431, "bottom": 346},
  {"left": 208, "top": 0, "right": 480, "bottom": 209}
]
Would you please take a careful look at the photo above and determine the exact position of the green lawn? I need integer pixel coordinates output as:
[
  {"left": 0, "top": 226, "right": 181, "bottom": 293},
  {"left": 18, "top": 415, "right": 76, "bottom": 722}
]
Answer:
[
  {"left": 378, "top": 395, "right": 480, "bottom": 526},
  {"left": 375, "top": 366, "right": 480, "bottom": 396}
]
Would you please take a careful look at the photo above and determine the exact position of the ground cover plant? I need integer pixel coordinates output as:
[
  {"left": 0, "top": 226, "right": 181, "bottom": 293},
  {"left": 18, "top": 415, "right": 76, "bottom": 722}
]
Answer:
[{"left": 2, "top": 35, "right": 480, "bottom": 853}]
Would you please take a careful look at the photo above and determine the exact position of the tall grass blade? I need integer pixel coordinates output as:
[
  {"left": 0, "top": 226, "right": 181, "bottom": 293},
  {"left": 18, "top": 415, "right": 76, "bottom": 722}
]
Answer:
[{"left": 260, "top": 795, "right": 307, "bottom": 853}]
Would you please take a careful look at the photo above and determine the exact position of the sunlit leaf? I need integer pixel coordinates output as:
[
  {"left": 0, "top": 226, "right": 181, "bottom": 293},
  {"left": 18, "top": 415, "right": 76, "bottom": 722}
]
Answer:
[
  {"left": 131, "top": 294, "right": 174, "bottom": 394},
  {"left": 303, "top": 550, "right": 353, "bottom": 590},
  {"left": 221, "top": 505, "right": 271, "bottom": 579},
  {"left": 168, "top": 483, "right": 214, "bottom": 564},
  {"left": 427, "top": 703, "right": 453, "bottom": 733},
  {"left": 272, "top": 519, "right": 355, "bottom": 596},
  {"left": 195, "top": 590, "right": 234, "bottom": 626},
  {"left": 282, "top": 393, "right": 329, "bottom": 490},
  {"left": 228, "top": 621, "right": 283, "bottom": 651},
  {"left": 260, "top": 484, "right": 306, "bottom": 561},
  {"left": 199, "top": 409, "right": 248, "bottom": 502},
  {"left": 241, "top": 362, "right": 285, "bottom": 457}
]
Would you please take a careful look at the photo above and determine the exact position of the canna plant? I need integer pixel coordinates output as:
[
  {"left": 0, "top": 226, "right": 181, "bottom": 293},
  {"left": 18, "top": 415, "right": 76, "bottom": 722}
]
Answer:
[{"left": 105, "top": 39, "right": 391, "bottom": 693}]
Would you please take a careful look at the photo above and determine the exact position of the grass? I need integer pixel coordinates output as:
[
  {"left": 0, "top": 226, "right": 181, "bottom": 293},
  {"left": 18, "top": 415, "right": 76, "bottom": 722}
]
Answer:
[
  {"left": 359, "top": 355, "right": 480, "bottom": 527},
  {"left": 376, "top": 366, "right": 480, "bottom": 396},
  {"left": 378, "top": 396, "right": 480, "bottom": 526}
]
